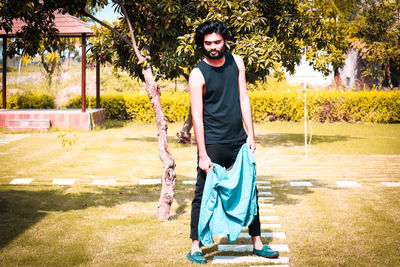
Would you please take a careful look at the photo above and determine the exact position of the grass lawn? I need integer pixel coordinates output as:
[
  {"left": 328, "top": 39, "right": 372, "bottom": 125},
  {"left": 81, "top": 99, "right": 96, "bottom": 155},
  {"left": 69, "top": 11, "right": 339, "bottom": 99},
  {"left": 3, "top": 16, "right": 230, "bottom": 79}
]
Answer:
[{"left": 0, "top": 122, "right": 399, "bottom": 266}]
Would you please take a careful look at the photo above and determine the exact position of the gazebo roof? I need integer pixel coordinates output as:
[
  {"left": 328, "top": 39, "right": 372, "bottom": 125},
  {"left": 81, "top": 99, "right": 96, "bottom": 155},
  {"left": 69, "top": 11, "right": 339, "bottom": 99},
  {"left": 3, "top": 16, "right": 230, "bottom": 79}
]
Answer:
[{"left": 0, "top": 11, "right": 94, "bottom": 37}]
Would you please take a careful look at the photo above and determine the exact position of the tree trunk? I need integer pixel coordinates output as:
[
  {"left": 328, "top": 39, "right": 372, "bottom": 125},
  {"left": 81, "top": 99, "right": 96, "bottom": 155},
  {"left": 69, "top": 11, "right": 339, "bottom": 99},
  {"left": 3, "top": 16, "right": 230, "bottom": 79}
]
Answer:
[
  {"left": 386, "top": 58, "right": 393, "bottom": 89},
  {"left": 64, "top": 50, "right": 71, "bottom": 72},
  {"left": 82, "top": 4, "right": 177, "bottom": 220},
  {"left": 142, "top": 66, "right": 176, "bottom": 220},
  {"left": 177, "top": 107, "right": 193, "bottom": 144},
  {"left": 333, "top": 67, "right": 344, "bottom": 88}
]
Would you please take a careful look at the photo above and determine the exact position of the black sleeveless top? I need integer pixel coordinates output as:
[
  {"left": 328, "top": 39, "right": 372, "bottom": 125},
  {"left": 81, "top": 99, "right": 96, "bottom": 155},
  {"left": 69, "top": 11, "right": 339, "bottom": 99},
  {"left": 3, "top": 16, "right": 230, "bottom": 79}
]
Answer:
[{"left": 195, "top": 53, "right": 247, "bottom": 144}]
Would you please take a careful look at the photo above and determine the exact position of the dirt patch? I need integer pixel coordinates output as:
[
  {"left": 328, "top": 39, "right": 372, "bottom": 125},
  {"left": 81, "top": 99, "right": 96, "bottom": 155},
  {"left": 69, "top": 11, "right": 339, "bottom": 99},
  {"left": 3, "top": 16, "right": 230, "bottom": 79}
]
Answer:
[{"left": 56, "top": 81, "right": 97, "bottom": 106}]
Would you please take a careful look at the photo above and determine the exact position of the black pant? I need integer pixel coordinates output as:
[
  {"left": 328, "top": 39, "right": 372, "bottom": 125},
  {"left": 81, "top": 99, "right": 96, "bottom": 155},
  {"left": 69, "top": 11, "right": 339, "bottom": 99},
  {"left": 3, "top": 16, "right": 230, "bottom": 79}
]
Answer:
[{"left": 190, "top": 141, "right": 261, "bottom": 240}]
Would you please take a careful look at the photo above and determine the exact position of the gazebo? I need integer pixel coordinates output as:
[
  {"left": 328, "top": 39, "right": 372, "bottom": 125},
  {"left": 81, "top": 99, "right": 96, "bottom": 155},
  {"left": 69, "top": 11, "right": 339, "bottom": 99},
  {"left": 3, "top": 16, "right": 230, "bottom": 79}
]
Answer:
[{"left": 0, "top": 12, "right": 105, "bottom": 131}]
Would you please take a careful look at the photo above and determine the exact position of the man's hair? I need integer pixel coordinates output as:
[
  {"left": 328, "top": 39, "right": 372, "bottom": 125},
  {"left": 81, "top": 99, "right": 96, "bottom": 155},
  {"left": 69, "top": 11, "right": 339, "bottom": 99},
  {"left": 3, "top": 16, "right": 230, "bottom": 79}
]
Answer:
[{"left": 194, "top": 20, "right": 230, "bottom": 49}]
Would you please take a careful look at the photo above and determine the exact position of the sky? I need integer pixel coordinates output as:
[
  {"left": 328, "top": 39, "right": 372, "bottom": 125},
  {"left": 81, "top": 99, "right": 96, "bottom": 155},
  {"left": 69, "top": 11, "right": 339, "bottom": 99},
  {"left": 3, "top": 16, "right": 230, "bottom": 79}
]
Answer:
[{"left": 91, "top": 4, "right": 119, "bottom": 24}]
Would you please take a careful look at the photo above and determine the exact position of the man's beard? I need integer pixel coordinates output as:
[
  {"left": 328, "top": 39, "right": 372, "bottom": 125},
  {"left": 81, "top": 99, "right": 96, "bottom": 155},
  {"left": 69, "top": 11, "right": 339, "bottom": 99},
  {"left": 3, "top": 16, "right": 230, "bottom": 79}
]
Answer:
[{"left": 203, "top": 45, "right": 226, "bottom": 59}]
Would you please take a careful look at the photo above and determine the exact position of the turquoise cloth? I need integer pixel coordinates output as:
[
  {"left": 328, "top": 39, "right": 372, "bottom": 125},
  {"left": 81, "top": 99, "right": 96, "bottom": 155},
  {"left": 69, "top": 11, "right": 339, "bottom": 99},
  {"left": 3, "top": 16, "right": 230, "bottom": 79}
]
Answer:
[{"left": 198, "top": 144, "right": 257, "bottom": 247}]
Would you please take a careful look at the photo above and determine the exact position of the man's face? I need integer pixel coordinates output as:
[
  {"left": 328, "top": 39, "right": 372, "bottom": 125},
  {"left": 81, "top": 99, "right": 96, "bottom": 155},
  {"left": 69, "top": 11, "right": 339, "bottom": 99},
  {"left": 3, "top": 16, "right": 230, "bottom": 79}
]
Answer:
[{"left": 202, "top": 32, "right": 226, "bottom": 59}]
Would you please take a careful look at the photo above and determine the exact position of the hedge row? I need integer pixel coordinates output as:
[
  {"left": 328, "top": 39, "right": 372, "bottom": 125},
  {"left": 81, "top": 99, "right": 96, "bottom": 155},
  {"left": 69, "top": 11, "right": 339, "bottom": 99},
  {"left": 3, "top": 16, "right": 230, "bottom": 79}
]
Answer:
[
  {"left": 65, "top": 90, "right": 400, "bottom": 123},
  {"left": 4, "top": 90, "right": 400, "bottom": 123},
  {"left": 3, "top": 91, "right": 56, "bottom": 109},
  {"left": 66, "top": 92, "right": 190, "bottom": 122},
  {"left": 250, "top": 90, "right": 400, "bottom": 123}
]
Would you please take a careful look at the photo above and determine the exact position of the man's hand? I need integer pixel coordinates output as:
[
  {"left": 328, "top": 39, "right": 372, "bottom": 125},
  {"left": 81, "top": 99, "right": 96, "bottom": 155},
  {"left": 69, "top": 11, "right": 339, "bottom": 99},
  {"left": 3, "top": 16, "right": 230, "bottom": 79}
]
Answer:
[
  {"left": 247, "top": 136, "right": 256, "bottom": 153},
  {"left": 199, "top": 155, "right": 213, "bottom": 174}
]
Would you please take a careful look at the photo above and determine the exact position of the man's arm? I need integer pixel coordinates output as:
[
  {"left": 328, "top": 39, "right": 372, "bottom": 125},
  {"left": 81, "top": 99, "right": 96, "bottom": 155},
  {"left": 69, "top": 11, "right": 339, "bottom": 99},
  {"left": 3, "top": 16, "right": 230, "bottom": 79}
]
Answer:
[
  {"left": 189, "top": 67, "right": 213, "bottom": 173},
  {"left": 233, "top": 54, "right": 256, "bottom": 153}
]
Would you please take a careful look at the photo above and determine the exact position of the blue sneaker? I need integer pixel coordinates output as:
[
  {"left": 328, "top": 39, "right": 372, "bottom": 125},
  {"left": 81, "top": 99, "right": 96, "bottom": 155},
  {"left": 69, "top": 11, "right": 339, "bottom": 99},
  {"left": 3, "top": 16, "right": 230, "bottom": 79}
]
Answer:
[
  {"left": 253, "top": 245, "right": 279, "bottom": 258},
  {"left": 186, "top": 251, "right": 207, "bottom": 264}
]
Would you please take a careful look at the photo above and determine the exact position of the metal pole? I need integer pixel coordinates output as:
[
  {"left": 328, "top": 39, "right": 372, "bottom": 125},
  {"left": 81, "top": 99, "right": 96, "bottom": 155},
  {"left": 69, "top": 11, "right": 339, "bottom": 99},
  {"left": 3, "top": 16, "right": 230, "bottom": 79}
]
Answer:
[
  {"left": 81, "top": 33, "right": 86, "bottom": 113},
  {"left": 96, "top": 57, "right": 100, "bottom": 109},
  {"left": 304, "top": 82, "right": 308, "bottom": 159},
  {"left": 2, "top": 37, "right": 7, "bottom": 109}
]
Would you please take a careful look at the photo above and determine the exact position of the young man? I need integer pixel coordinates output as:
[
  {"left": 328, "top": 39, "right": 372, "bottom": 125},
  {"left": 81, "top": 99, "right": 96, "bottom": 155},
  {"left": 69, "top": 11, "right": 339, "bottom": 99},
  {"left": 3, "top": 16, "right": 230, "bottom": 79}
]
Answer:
[{"left": 187, "top": 20, "right": 279, "bottom": 264}]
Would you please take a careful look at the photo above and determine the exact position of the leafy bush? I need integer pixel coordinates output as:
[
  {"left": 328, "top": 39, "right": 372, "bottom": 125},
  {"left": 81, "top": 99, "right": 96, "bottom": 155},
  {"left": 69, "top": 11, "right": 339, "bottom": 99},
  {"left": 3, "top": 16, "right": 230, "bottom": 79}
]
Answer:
[
  {"left": 65, "top": 90, "right": 400, "bottom": 123},
  {"left": 66, "top": 91, "right": 190, "bottom": 122},
  {"left": 7, "top": 91, "right": 55, "bottom": 109}
]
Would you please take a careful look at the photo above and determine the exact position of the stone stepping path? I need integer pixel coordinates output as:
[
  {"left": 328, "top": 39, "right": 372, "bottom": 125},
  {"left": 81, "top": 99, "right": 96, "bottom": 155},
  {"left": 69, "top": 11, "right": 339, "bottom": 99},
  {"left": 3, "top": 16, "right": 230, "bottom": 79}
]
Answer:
[
  {"left": 214, "top": 180, "right": 289, "bottom": 265},
  {"left": 238, "top": 232, "right": 286, "bottom": 239},
  {"left": 212, "top": 256, "right": 289, "bottom": 265},
  {"left": 138, "top": 178, "right": 161, "bottom": 185},
  {"left": 259, "top": 196, "right": 275, "bottom": 200},
  {"left": 10, "top": 178, "right": 34, "bottom": 184},
  {"left": 336, "top": 181, "right": 361, "bottom": 187},
  {"left": 259, "top": 203, "right": 274, "bottom": 207},
  {"left": 256, "top": 181, "right": 271, "bottom": 184},
  {"left": 90, "top": 179, "right": 116, "bottom": 185},
  {"left": 260, "top": 216, "right": 279, "bottom": 221},
  {"left": 381, "top": 182, "right": 400, "bottom": 187},
  {"left": 260, "top": 224, "right": 281, "bottom": 229},
  {"left": 8, "top": 178, "right": 399, "bottom": 190},
  {"left": 260, "top": 209, "right": 276, "bottom": 213},
  {"left": 182, "top": 180, "right": 196, "bottom": 185},
  {"left": 259, "top": 191, "right": 272, "bottom": 196},
  {"left": 53, "top": 179, "right": 75, "bottom": 185},
  {"left": 258, "top": 185, "right": 272, "bottom": 189},
  {"left": 218, "top": 244, "right": 289, "bottom": 252},
  {"left": 290, "top": 181, "right": 313, "bottom": 187}
]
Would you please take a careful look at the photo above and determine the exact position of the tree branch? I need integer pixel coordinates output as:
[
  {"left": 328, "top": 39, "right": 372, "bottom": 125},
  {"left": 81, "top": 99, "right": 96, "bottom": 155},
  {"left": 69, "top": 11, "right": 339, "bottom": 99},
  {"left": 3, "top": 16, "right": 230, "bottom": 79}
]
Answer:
[
  {"left": 80, "top": 10, "right": 133, "bottom": 47},
  {"left": 113, "top": 0, "right": 145, "bottom": 61}
]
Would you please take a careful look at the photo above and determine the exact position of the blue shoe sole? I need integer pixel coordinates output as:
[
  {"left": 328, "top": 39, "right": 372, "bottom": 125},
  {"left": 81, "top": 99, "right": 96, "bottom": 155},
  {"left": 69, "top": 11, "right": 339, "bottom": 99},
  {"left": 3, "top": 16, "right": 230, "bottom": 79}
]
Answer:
[
  {"left": 253, "top": 245, "right": 280, "bottom": 258},
  {"left": 187, "top": 252, "right": 207, "bottom": 264}
]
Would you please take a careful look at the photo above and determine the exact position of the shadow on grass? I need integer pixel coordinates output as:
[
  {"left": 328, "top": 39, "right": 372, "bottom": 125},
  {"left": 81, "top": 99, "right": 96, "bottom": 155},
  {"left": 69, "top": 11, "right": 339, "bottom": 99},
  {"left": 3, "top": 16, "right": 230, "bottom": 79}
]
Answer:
[
  {"left": 124, "top": 136, "right": 196, "bottom": 149},
  {"left": 0, "top": 180, "right": 194, "bottom": 249},
  {"left": 256, "top": 133, "right": 361, "bottom": 147},
  {"left": 125, "top": 133, "right": 360, "bottom": 148},
  {"left": 0, "top": 175, "right": 342, "bottom": 250},
  {"left": 95, "top": 120, "right": 128, "bottom": 130}
]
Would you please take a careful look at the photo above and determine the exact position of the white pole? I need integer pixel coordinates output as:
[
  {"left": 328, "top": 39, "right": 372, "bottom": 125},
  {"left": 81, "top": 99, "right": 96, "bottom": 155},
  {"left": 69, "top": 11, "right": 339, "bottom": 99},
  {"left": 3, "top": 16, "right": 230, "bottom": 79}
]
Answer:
[
  {"left": 17, "top": 57, "right": 22, "bottom": 83},
  {"left": 304, "top": 82, "right": 307, "bottom": 159}
]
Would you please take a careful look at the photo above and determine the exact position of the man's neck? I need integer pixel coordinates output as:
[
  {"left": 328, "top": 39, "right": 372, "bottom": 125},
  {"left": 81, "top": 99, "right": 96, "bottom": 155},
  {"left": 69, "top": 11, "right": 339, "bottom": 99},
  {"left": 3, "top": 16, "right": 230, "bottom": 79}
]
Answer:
[{"left": 204, "top": 54, "right": 226, "bottom": 67}]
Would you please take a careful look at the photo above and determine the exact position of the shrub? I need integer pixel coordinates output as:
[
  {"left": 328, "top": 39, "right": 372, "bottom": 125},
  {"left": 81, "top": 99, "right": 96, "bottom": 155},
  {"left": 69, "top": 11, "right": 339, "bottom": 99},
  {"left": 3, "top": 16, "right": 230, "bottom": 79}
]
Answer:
[
  {"left": 64, "top": 90, "right": 400, "bottom": 123},
  {"left": 65, "top": 91, "right": 190, "bottom": 122},
  {"left": 7, "top": 91, "right": 55, "bottom": 109}
]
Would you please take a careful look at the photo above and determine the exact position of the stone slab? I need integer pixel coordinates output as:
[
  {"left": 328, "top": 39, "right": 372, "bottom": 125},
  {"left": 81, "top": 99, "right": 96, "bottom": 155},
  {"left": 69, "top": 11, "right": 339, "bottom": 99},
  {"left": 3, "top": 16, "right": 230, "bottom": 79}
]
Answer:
[
  {"left": 259, "top": 191, "right": 272, "bottom": 195},
  {"left": 238, "top": 232, "right": 286, "bottom": 239},
  {"left": 139, "top": 178, "right": 161, "bottom": 185},
  {"left": 256, "top": 181, "right": 271, "bottom": 184},
  {"left": 218, "top": 244, "right": 289, "bottom": 252},
  {"left": 260, "top": 224, "right": 281, "bottom": 229},
  {"left": 53, "top": 179, "right": 75, "bottom": 185},
  {"left": 90, "top": 179, "right": 116, "bottom": 185},
  {"left": 336, "top": 181, "right": 361, "bottom": 187},
  {"left": 259, "top": 203, "right": 274, "bottom": 207},
  {"left": 259, "top": 196, "right": 275, "bottom": 200},
  {"left": 182, "top": 180, "right": 196, "bottom": 185},
  {"left": 258, "top": 186, "right": 272, "bottom": 189},
  {"left": 212, "top": 256, "right": 289, "bottom": 265},
  {"left": 381, "top": 182, "right": 400, "bottom": 187},
  {"left": 260, "top": 216, "right": 279, "bottom": 221},
  {"left": 290, "top": 181, "right": 313, "bottom": 187},
  {"left": 260, "top": 209, "right": 276, "bottom": 213},
  {"left": 10, "top": 178, "right": 34, "bottom": 184}
]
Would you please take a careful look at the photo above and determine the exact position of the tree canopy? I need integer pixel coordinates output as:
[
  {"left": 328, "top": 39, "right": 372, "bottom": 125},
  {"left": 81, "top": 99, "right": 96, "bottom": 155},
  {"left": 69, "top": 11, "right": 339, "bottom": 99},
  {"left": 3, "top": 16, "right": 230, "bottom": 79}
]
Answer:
[
  {"left": 90, "top": 0, "right": 351, "bottom": 83},
  {"left": 350, "top": 0, "right": 400, "bottom": 88}
]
